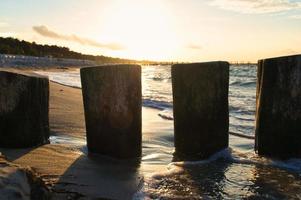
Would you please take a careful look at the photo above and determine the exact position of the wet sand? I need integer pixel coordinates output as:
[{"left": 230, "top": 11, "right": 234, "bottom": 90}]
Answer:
[
  {"left": 0, "top": 81, "right": 143, "bottom": 200},
  {"left": 49, "top": 81, "right": 86, "bottom": 139}
]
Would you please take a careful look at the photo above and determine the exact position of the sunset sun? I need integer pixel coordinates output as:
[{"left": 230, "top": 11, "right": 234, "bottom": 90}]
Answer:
[{"left": 99, "top": 0, "right": 180, "bottom": 61}]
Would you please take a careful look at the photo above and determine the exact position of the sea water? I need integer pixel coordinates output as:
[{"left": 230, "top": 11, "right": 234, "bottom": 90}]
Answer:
[{"left": 36, "top": 65, "right": 301, "bottom": 199}]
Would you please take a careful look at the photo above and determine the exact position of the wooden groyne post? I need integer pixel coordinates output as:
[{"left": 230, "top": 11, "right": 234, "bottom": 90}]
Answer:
[
  {"left": 255, "top": 55, "right": 301, "bottom": 159},
  {"left": 80, "top": 65, "right": 142, "bottom": 159},
  {"left": 0, "top": 70, "right": 49, "bottom": 148},
  {"left": 172, "top": 62, "right": 229, "bottom": 160}
]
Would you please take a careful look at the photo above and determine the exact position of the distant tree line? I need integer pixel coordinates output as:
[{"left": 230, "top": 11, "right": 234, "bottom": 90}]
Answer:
[{"left": 0, "top": 37, "right": 141, "bottom": 64}]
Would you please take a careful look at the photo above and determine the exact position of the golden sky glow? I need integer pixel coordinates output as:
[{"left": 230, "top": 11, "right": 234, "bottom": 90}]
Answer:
[
  {"left": 0, "top": 0, "right": 301, "bottom": 62},
  {"left": 99, "top": 0, "right": 180, "bottom": 60}
]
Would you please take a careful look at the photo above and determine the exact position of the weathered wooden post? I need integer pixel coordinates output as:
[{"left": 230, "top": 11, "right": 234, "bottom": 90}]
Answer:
[
  {"left": 80, "top": 65, "right": 141, "bottom": 159},
  {"left": 172, "top": 62, "right": 229, "bottom": 160},
  {"left": 0, "top": 70, "right": 49, "bottom": 148},
  {"left": 255, "top": 55, "right": 301, "bottom": 159}
]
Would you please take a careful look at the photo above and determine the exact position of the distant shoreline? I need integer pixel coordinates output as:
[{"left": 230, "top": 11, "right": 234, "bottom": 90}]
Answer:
[
  {"left": 0, "top": 37, "right": 258, "bottom": 66},
  {"left": 0, "top": 53, "right": 257, "bottom": 69}
]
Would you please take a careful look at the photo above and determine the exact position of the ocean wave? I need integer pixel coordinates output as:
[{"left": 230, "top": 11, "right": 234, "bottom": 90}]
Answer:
[
  {"left": 158, "top": 110, "right": 174, "bottom": 120},
  {"left": 152, "top": 77, "right": 164, "bottom": 81},
  {"left": 142, "top": 99, "right": 173, "bottom": 110},
  {"left": 229, "top": 106, "right": 255, "bottom": 115},
  {"left": 230, "top": 80, "right": 256, "bottom": 87},
  {"left": 151, "top": 76, "right": 171, "bottom": 81},
  {"left": 229, "top": 131, "right": 255, "bottom": 139},
  {"left": 169, "top": 148, "right": 301, "bottom": 174},
  {"left": 230, "top": 114, "right": 254, "bottom": 122},
  {"left": 35, "top": 70, "right": 82, "bottom": 88}
]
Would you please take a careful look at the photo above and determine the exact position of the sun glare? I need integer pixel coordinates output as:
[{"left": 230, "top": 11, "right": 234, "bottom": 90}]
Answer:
[{"left": 100, "top": 0, "right": 180, "bottom": 61}]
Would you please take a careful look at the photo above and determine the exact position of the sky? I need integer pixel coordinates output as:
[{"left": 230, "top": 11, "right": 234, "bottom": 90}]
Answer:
[{"left": 0, "top": 0, "right": 301, "bottom": 62}]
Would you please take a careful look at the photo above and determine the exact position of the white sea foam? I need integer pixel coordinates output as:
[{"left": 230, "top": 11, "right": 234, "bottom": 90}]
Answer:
[
  {"left": 133, "top": 148, "right": 301, "bottom": 199},
  {"left": 49, "top": 135, "right": 86, "bottom": 146},
  {"left": 158, "top": 109, "right": 173, "bottom": 120},
  {"left": 169, "top": 148, "right": 301, "bottom": 174}
]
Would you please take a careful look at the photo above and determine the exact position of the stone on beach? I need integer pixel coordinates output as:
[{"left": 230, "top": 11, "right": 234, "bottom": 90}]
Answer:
[
  {"left": 0, "top": 155, "right": 50, "bottom": 200},
  {"left": 81, "top": 65, "right": 142, "bottom": 159},
  {"left": 255, "top": 54, "right": 301, "bottom": 159},
  {"left": 172, "top": 62, "right": 229, "bottom": 160},
  {"left": 0, "top": 70, "right": 49, "bottom": 148}
]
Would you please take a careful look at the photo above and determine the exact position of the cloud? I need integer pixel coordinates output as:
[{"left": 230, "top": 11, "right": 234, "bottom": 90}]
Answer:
[
  {"left": 209, "top": 0, "right": 301, "bottom": 14},
  {"left": 0, "top": 22, "right": 8, "bottom": 28},
  {"left": 278, "top": 48, "right": 299, "bottom": 55},
  {"left": 186, "top": 44, "right": 202, "bottom": 50},
  {"left": 289, "top": 14, "right": 301, "bottom": 19},
  {"left": 0, "top": 32, "right": 18, "bottom": 37},
  {"left": 33, "top": 25, "right": 125, "bottom": 50}
]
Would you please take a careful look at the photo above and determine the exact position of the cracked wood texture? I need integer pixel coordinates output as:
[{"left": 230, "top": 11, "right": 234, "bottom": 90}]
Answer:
[
  {"left": 81, "top": 65, "right": 142, "bottom": 159},
  {"left": 0, "top": 70, "right": 49, "bottom": 148},
  {"left": 172, "top": 62, "right": 229, "bottom": 160},
  {"left": 255, "top": 55, "right": 301, "bottom": 159}
]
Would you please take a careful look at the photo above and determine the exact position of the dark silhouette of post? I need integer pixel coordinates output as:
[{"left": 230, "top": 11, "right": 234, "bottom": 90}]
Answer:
[
  {"left": 172, "top": 62, "right": 229, "bottom": 160},
  {"left": 0, "top": 70, "right": 49, "bottom": 148},
  {"left": 80, "top": 65, "right": 141, "bottom": 159},
  {"left": 255, "top": 55, "right": 301, "bottom": 159}
]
